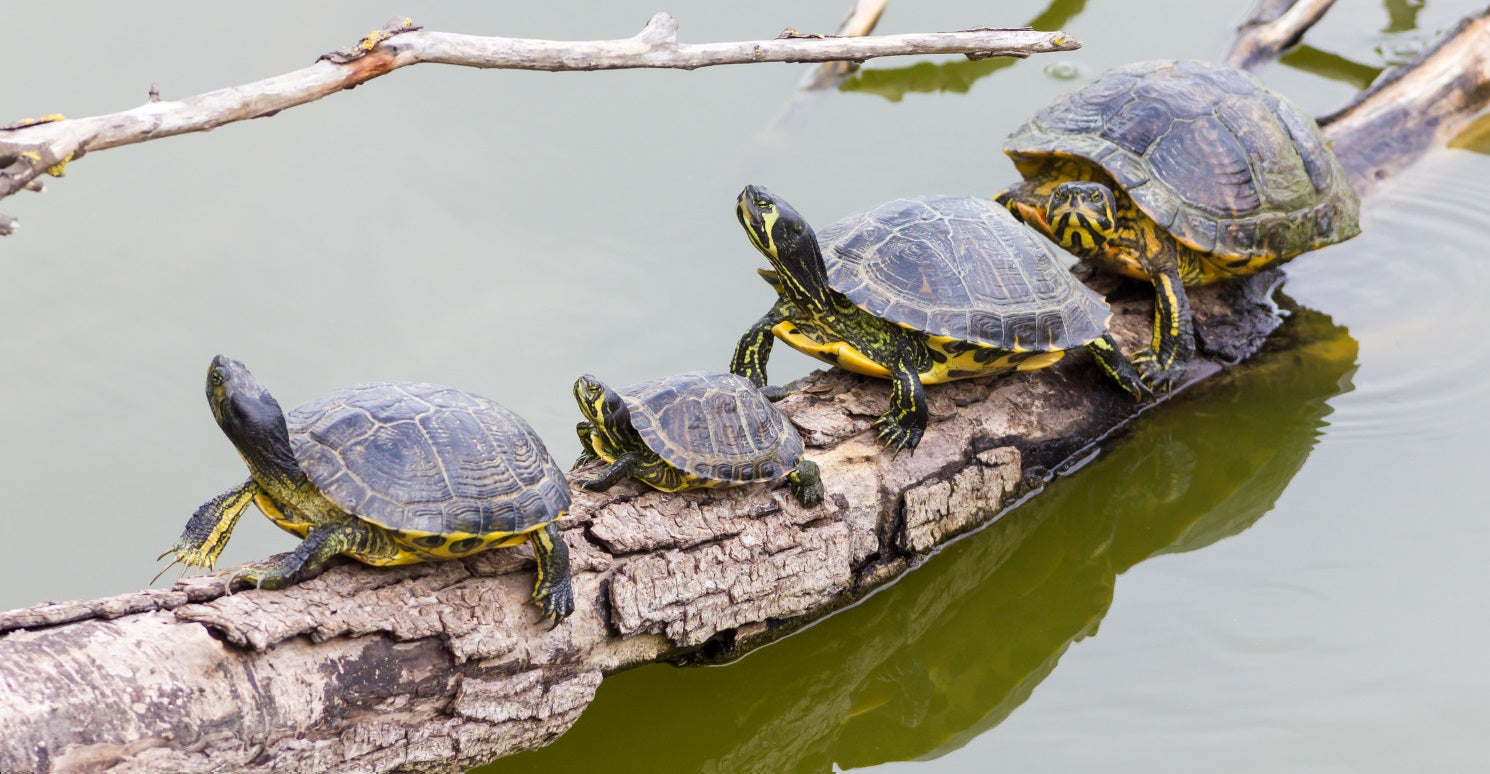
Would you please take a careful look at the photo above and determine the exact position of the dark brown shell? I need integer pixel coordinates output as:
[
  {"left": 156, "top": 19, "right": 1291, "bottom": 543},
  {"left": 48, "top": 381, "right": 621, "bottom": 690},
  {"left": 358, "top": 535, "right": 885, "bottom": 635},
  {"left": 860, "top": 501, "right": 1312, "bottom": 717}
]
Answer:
[
  {"left": 820, "top": 195, "right": 1112, "bottom": 351},
  {"left": 621, "top": 371, "right": 803, "bottom": 485},
  {"left": 1004, "top": 59, "right": 1360, "bottom": 259},
  {"left": 287, "top": 383, "right": 570, "bottom": 536}
]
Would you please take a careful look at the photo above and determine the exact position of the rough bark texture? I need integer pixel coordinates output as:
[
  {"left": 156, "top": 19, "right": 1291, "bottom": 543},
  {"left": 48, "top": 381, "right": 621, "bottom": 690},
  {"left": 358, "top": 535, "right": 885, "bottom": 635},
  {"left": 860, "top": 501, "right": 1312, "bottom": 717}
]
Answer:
[
  {"left": 0, "top": 14, "right": 1078, "bottom": 236},
  {"left": 4, "top": 9, "right": 1490, "bottom": 774}
]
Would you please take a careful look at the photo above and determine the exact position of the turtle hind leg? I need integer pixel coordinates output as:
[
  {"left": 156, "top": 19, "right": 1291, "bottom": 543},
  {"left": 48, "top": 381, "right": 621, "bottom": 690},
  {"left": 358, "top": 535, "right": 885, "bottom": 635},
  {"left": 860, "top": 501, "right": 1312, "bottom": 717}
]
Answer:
[
  {"left": 527, "top": 522, "right": 574, "bottom": 624},
  {"left": 232, "top": 517, "right": 384, "bottom": 590},
  {"left": 787, "top": 459, "right": 824, "bottom": 507}
]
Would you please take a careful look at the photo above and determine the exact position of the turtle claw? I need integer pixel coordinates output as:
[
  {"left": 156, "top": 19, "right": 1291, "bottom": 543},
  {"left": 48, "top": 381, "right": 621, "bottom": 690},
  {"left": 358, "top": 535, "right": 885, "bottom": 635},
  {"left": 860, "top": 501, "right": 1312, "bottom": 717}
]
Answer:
[
  {"left": 532, "top": 579, "right": 575, "bottom": 626},
  {"left": 872, "top": 414, "right": 922, "bottom": 454},
  {"left": 1133, "top": 351, "right": 1185, "bottom": 395}
]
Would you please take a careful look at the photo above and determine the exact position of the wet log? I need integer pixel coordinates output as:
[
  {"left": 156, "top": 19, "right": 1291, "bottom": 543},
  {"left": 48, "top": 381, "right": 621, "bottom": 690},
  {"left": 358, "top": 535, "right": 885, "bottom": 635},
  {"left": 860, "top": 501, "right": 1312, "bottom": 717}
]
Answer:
[
  {"left": 0, "top": 13, "right": 1078, "bottom": 236},
  {"left": 4, "top": 10, "right": 1490, "bottom": 774}
]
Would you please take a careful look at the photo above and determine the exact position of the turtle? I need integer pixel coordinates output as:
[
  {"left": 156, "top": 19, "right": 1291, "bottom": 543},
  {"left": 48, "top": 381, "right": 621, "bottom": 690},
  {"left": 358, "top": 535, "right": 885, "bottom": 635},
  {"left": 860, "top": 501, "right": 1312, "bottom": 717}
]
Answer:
[
  {"left": 159, "top": 356, "right": 574, "bottom": 622},
  {"left": 730, "top": 186, "right": 1152, "bottom": 451},
  {"left": 572, "top": 370, "right": 824, "bottom": 506},
  {"left": 995, "top": 59, "right": 1361, "bottom": 392}
]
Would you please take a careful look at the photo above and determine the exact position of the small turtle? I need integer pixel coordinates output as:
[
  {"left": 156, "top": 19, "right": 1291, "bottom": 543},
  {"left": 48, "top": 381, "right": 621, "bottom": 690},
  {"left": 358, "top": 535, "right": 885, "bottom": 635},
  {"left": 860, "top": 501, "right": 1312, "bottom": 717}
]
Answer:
[
  {"left": 159, "top": 356, "right": 574, "bottom": 622},
  {"left": 996, "top": 59, "right": 1361, "bottom": 390},
  {"left": 731, "top": 186, "right": 1150, "bottom": 451},
  {"left": 572, "top": 370, "right": 824, "bottom": 506}
]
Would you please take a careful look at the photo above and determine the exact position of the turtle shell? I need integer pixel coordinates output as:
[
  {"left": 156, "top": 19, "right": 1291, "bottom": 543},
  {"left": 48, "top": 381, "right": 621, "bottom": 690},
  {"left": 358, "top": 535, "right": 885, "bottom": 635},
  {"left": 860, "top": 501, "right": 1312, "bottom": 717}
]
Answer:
[
  {"left": 286, "top": 382, "right": 570, "bottom": 536},
  {"left": 819, "top": 194, "right": 1111, "bottom": 352},
  {"left": 1004, "top": 59, "right": 1360, "bottom": 259},
  {"left": 619, "top": 371, "right": 804, "bottom": 486}
]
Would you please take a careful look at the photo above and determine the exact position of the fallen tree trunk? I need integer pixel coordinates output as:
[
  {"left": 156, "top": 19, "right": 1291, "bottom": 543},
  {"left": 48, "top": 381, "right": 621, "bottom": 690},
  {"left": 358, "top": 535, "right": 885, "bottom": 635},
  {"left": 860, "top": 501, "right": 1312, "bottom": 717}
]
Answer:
[{"left": 3, "top": 9, "right": 1490, "bottom": 774}]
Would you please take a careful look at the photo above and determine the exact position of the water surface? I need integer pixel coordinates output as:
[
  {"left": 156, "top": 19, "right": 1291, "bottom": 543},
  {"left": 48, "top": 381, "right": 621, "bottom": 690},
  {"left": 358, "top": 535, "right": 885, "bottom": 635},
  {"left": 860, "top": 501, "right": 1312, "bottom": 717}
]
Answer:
[{"left": 3, "top": 1, "right": 1488, "bottom": 772}]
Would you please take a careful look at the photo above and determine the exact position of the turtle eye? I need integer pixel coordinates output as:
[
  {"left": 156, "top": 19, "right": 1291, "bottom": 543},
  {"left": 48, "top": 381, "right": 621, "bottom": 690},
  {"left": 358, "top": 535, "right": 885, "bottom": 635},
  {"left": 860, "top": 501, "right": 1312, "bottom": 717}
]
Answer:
[
  {"left": 755, "top": 198, "right": 772, "bottom": 211},
  {"left": 1089, "top": 190, "right": 1102, "bottom": 203},
  {"left": 210, "top": 370, "right": 225, "bottom": 386}
]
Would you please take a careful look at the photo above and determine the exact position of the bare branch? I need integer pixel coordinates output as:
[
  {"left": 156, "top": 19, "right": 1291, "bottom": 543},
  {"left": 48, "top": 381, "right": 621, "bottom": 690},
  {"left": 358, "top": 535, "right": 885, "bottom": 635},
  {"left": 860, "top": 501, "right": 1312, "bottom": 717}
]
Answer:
[
  {"left": 798, "top": 0, "right": 893, "bottom": 91},
  {"left": 0, "top": 13, "right": 1079, "bottom": 236},
  {"left": 1224, "top": 0, "right": 1337, "bottom": 70}
]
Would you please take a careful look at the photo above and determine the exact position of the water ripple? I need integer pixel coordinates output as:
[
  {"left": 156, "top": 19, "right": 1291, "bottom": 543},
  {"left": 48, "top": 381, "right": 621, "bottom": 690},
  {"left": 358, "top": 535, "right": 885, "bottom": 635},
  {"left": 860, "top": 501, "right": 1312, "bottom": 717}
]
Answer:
[{"left": 1285, "top": 155, "right": 1490, "bottom": 442}]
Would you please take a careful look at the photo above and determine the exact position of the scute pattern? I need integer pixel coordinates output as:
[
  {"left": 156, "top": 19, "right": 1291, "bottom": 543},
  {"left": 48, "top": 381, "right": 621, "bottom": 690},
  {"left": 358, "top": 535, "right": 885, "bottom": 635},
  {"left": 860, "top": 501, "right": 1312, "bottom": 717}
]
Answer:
[
  {"left": 287, "top": 382, "right": 570, "bottom": 535},
  {"left": 621, "top": 371, "right": 803, "bottom": 485},
  {"left": 1005, "top": 59, "right": 1360, "bottom": 259},
  {"left": 819, "top": 195, "right": 1110, "bottom": 351}
]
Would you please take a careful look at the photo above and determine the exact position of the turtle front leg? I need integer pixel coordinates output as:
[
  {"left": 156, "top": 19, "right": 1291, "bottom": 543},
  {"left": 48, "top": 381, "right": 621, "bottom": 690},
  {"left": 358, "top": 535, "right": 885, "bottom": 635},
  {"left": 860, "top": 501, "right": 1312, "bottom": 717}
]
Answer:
[
  {"left": 232, "top": 518, "right": 379, "bottom": 590},
  {"left": 787, "top": 459, "right": 825, "bottom": 507},
  {"left": 527, "top": 523, "right": 574, "bottom": 623},
  {"left": 157, "top": 479, "right": 260, "bottom": 578},
  {"left": 573, "top": 421, "right": 601, "bottom": 469},
  {"left": 1085, "top": 333, "right": 1155, "bottom": 402},
  {"left": 1133, "top": 251, "right": 1196, "bottom": 393},
  {"left": 578, "top": 452, "right": 642, "bottom": 492},
  {"left": 730, "top": 301, "right": 789, "bottom": 388},
  {"left": 875, "top": 357, "right": 929, "bottom": 452}
]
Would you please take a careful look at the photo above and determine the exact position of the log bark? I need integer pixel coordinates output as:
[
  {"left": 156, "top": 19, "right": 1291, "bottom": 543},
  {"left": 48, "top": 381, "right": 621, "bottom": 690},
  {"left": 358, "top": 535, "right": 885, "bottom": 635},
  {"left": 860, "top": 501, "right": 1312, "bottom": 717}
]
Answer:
[
  {"left": 4, "top": 10, "right": 1490, "bottom": 774},
  {"left": 0, "top": 14, "right": 1078, "bottom": 236}
]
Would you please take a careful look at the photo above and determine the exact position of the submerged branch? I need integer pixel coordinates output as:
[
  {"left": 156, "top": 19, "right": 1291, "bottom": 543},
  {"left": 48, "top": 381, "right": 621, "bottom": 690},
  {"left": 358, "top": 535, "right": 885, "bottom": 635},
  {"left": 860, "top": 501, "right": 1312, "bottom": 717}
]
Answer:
[
  {"left": 1224, "top": 0, "right": 1338, "bottom": 70},
  {"left": 0, "top": 13, "right": 1078, "bottom": 236}
]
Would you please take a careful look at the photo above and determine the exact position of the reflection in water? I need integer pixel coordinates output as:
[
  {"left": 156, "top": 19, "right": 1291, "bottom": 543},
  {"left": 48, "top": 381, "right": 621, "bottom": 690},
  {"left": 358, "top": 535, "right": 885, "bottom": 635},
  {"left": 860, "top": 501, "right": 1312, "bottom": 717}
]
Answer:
[
  {"left": 479, "top": 300, "right": 1358, "bottom": 773},
  {"left": 1383, "top": 0, "right": 1426, "bottom": 33},
  {"left": 838, "top": 0, "right": 1087, "bottom": 102},
  {"left": 1278, "top": 45, "right": 1384, "bottom": 91},
  {"left": 1448, "top": 110, "right": 1490, "bottom": 154}
]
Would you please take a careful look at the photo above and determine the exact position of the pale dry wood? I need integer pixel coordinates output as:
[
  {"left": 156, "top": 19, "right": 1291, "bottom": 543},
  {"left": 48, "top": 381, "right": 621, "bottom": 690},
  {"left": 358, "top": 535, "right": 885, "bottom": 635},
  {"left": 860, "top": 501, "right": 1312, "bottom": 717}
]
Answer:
[
  {"left": 1224, "top": 0, "right": 1338, "bottom": 71},
  {"left": 4, "top": 11, "right": 1490, "bottom": 774},
  {"left": 0, "top": 13, "right": 1079, "bottom": 236},
  {"left": 798, "top": 0, "right": 893, "bottom": 91}
]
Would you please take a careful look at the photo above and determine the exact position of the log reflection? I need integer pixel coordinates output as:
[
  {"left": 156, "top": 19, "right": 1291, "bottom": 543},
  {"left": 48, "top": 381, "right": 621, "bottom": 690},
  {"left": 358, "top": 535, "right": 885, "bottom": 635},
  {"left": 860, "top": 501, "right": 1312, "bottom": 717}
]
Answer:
[{"left": 480, "top": 297, "right": 1358, "bottom": 772}]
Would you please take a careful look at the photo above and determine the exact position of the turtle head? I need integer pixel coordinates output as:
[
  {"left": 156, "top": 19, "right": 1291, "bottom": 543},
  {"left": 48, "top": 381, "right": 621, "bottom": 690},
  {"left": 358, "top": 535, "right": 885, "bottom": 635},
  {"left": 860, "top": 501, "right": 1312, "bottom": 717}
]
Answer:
[
  {"left": 737, "top": 185, "right": 832, "bottom": 303},
  {"left": 1047, "top": 182, "right": 1118, "bottom": 254},
  {"left": 207, "top": 356, "right": 297, "bottom": 479},
  {"left": 573, "top": 374, "right": 628, "bottom": 427}
]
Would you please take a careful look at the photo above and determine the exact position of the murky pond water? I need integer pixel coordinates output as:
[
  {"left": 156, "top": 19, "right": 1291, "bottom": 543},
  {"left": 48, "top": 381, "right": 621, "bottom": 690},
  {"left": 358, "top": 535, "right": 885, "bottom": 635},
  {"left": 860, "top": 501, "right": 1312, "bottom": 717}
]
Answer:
[{"left": 4, "top": 1, "right": 1489, "bottom": 772}]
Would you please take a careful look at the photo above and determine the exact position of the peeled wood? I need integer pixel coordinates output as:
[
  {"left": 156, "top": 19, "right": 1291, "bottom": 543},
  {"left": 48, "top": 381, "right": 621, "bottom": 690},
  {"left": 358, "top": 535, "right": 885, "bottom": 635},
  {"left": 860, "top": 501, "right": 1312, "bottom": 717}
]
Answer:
[
  {"left": 0, "top": 13, "right": 1078, "bottom": 236},
  {"left": 4, "top": 11, "right": 1490, "bottom": 774}
]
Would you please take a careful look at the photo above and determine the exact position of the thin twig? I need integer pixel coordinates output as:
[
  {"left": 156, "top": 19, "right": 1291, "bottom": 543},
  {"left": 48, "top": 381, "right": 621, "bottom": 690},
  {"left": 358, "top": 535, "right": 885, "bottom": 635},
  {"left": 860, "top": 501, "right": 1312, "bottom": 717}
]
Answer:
[{"left": 0, "top": 13, "right": 1079, "bottom": 237}]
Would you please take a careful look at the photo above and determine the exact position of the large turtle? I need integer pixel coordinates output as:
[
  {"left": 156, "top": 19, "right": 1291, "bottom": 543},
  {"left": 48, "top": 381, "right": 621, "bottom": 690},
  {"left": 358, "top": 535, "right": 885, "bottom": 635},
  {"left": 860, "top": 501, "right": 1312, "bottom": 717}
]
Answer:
[
  {"left": 160, "top": 356, "right": 574, "bottom": 622},
  {"left": 996, "top": 59, "right": 1361, "bottom": 391},
  {"left": 572, "top": 370, "right": 823, "bottom": 506},
  {"left": 731, "top": 186, "right": 1151, "bottom": 451}
]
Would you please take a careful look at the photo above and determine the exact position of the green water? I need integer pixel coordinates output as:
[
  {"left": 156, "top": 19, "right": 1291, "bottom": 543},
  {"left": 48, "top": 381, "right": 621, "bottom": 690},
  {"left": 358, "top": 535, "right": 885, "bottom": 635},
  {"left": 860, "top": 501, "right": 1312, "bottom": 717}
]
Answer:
[{"left": 4, "top": 1, "right": 1489, "bottom": 772}]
